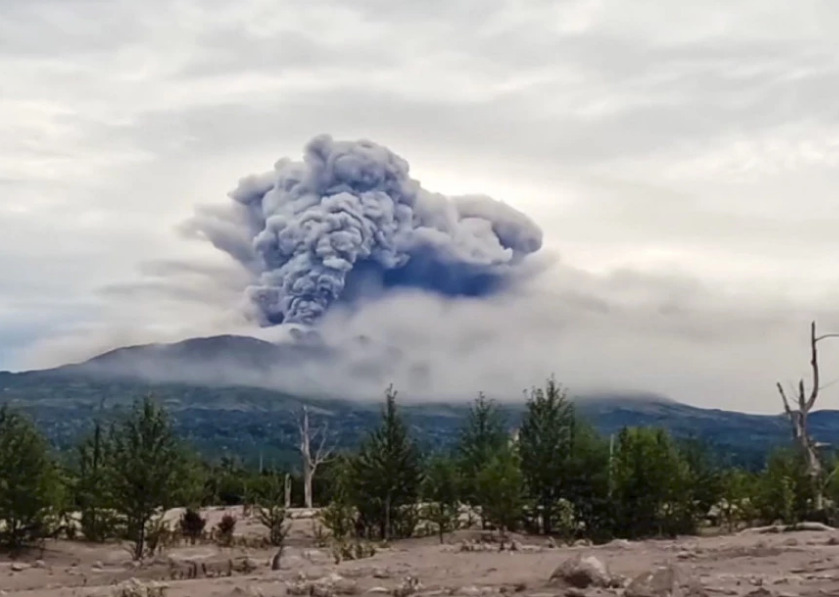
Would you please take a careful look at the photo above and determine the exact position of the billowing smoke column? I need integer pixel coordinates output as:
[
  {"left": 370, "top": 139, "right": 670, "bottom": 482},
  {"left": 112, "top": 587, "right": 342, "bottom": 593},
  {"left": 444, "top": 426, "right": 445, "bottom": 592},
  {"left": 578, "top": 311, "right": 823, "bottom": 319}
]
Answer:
[{"left": 186, "top": 135, "right": 543, "bottom": 325}]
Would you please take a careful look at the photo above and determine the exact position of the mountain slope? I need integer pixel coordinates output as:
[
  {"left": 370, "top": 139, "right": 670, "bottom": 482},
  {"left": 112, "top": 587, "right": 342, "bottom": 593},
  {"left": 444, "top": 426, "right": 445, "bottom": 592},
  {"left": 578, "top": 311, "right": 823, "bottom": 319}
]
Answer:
[{"left": 2, "top": 335, "right": 835, "bottom": 469}]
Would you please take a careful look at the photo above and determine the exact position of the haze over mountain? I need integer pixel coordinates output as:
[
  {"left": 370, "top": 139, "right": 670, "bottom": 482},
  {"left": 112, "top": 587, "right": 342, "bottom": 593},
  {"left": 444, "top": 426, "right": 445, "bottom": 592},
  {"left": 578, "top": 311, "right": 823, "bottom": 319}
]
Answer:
[{"left": 4, "top": 333, "right": 839, "bottom": 471}]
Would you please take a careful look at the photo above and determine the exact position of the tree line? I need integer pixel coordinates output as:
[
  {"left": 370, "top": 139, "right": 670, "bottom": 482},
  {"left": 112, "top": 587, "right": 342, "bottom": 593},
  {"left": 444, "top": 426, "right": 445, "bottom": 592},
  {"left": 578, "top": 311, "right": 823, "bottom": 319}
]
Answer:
[{"left": 1, "top": 377, "right": 837, "bottom": 557}]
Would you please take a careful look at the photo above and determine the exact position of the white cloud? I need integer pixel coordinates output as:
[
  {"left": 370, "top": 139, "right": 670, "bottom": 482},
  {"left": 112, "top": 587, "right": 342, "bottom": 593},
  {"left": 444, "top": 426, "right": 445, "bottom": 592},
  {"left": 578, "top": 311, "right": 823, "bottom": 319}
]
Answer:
[{"left": 3, "top": 0, "right": 839, "bottom": 412}]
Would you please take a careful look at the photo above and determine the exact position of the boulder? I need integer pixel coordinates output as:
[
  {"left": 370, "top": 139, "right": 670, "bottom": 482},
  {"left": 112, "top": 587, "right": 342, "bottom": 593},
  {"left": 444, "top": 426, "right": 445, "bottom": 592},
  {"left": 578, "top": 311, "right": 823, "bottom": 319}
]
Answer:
[{"left": 549, "top": 554, "right": 612, "bottom": 589}]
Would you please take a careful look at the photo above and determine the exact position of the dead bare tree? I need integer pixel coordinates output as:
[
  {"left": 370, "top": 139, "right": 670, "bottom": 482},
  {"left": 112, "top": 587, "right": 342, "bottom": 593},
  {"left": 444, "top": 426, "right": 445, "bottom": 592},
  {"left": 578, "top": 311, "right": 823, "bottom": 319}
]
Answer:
[
  {"left": 776, "top": 320, "right": 839, "bottom": 511},
  {"left": 297, "top": 405, "right": 335, "bottom": 509}
]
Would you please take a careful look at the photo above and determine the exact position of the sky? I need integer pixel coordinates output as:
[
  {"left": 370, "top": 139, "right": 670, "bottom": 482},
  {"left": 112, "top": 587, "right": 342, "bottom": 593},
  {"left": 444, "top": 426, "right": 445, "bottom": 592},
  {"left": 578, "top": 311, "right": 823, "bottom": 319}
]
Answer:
[{"left": 3, "top": 0, "right": 839, "bottom": 413}]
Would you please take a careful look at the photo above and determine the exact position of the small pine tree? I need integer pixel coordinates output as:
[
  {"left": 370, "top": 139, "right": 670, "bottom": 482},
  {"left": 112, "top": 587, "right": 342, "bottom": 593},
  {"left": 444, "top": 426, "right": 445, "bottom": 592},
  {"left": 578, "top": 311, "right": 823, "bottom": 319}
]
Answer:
[
  {"left": 255, "top": 474, "right": 290, "bottom": 547},
  {"left": 0, "top": 406, "right": 60, "bottom": 551},
  {"left": 456, "top": 394, "right": 508, "bottom": 509},
  {"left": 76, "top": 419, "right": 117, "bottom": 542},
  {"left": 475, "top": 445, "right": 524, "bottom": 534},
  {"left": 611, "top": 426, "right": 695, "bottom": 538},
  {"left": 517, "top": 377, "right": 576, "bottom": 534},
  {"left": 352, "top": 385, "right": 423, "bottom": 540},
  {"left": 319, "top": 455, "right": 357, "bottom": 541},
  {"left": 106, "top": 396, "right": 190, "bottom": 559},
  {"left": 421, "top": 455, "right": 461, "bottom": 543}
]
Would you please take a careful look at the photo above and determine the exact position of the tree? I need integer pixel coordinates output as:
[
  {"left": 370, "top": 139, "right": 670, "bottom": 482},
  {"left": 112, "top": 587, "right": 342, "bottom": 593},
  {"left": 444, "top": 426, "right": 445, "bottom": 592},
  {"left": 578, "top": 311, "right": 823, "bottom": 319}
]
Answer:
[
  {"left": 562, "top": 423, "right": 613, "bottom": 541},
  {"left": 319, "top": 455, "right": 357, "bottom": 543},
  {"left": 255, "top": 473, "right": 290, "bottom": 551},
  {"left": 298, "top": 405, "right": 334, "bottom": 509},
  {"left": 0, "top": 406, "right": 60, "bottom": 551},
  {"left": 456, "top": 393, "right": 508, "bottom": 508},
  {"left": 775, "top": 320, "right": 839, "bottom": 510},
  {"left": 107, "top": 396, "right": 190, "bottom": 559},
  {"left": 517, "top": 377, "right": 576, "bottom": 534},
  {"left": 475, "top": 445, "right": 524, "bottom": 533},
  {"left": 352, "top": 385, "right": 423, "bottom": 540},
  {"left": 611, "top": 427, "right": 695, "bottom": 538},
  {"left": 76, "top": 419, "right": 116, "bottom": 542},
  {"left": 754, "top": 448, "right": 813, "bottom": 525},
  {"left": 718, "top": 468, "right": 757, "bottom": 531},
  {"left": 421, "top": 455, "right": 461, "bottom": 542}
]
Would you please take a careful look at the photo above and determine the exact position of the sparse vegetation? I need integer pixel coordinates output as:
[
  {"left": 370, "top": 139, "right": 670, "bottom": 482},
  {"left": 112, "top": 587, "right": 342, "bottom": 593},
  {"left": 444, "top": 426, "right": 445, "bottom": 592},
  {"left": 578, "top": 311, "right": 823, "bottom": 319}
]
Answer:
[
  {"left": 2, "top": 374, "right": 838, "bottom": 563},
  {"left": 255, "top": 474, "right": 290, "bottom": 547},
  {"left": 215, "top": 514, "right": 237, "bottom": 547},
  {"left": 179, "top": 508, "right": 207, "bottom": 545}
]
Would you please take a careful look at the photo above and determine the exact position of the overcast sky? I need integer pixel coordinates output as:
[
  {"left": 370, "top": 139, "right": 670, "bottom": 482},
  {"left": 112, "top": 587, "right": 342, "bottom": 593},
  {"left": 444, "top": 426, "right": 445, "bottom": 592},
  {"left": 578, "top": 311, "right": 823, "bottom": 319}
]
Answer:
[{"left": 3, "top": 0, "right": 839, "bottom": 413}]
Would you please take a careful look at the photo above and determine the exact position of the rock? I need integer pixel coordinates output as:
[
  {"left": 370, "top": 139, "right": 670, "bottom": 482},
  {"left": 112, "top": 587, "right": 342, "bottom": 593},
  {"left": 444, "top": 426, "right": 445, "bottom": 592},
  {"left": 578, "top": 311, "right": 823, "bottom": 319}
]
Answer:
[
  {"left": 10, "top": 562, "right": 29, "bottom": 572},
  {"left": 782, "top": 538, "right": 798, "bottom": 546},
  {"left": 549, "top": 554, "right": 612, "bottom": 589},
  {"left": 374, "top": 569, "right": 392, "bottom": 579},
  {"left": 546, "top": 537, "right": 557, "bottom": 549},
  {"left": 33, "top": 560, "right": 47, "bottom": 569},
  {"left": 563, "top": 589, "right": 587, "bottom": 597},
  {"left": 625, "top": 564, "right": 706, "bottom": 597},
  {"left": 743, "top": 590, "right": 774, "bottom": 597},
  {"left": 393, "top": 576, "right": 422, "bottom": 597},
  {"left": 572, "top": 539, "right": 593, "bottom": 548},
  {"left": 608, "top": 539, "right": 632, "bottom": 549},
  {"left": 368, "top": 589, "right": 390, "bottom": 594},
  {"left": 460, "top": 587, "right": 481, "bottom": 596}
]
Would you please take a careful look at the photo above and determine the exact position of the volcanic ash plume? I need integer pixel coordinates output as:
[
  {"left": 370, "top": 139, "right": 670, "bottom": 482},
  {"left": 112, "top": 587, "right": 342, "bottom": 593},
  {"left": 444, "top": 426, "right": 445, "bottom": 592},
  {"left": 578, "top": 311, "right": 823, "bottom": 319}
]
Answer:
[{"left": 185, "top": 134, "right": 544, "bottom": 325}]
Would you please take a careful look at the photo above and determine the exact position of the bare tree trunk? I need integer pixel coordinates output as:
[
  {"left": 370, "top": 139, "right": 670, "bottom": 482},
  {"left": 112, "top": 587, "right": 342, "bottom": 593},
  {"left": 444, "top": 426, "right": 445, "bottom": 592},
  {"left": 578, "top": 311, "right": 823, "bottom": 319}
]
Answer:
[
  {"left": 776, "top": 321, "right": 839, "bottom": 512},
  {"left": 298, "top": 405, "right": 334, "bottom": 509},
  {"left": 284, "top": 473, "right": 292, "bottom": 509}
]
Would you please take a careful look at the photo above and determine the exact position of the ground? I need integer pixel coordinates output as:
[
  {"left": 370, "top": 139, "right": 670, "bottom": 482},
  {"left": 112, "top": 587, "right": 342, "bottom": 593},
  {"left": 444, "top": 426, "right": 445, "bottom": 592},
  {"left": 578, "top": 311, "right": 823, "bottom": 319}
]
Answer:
[{"left": 2, "top": 508, "right": 838, "bottom": 597}]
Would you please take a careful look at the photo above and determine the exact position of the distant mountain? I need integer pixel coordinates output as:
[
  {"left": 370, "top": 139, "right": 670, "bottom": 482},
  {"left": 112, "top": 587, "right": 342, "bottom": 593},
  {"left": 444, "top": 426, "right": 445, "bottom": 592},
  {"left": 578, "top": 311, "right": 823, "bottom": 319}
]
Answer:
[
  {"left": 51, "top": 334, "right": 337, "bottom": 388},
  {"left": 2, "top": 334, "right": 837, "bottom": 469}
]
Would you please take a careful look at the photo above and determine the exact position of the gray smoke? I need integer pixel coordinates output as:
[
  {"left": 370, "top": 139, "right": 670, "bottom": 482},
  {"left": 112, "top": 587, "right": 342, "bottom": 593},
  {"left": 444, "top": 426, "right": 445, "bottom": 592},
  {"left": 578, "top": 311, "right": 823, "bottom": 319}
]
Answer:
[{"left": 184, "top": 134, "right": 543, "bottom": 325}]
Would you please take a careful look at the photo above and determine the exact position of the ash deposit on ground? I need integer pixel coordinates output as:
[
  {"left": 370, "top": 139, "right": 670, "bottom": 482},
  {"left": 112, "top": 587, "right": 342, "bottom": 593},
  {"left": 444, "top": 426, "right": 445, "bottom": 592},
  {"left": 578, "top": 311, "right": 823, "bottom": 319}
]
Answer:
[{"left": 184, "top": 134, "right": 544, "bottom": 327}]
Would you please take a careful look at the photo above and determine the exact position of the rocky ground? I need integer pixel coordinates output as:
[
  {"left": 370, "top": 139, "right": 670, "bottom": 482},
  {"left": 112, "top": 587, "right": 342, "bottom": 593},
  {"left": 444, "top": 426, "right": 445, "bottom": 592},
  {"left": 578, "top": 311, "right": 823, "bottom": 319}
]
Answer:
[{"left": 2, "top": 508, "right": 839, "bottom": 597}]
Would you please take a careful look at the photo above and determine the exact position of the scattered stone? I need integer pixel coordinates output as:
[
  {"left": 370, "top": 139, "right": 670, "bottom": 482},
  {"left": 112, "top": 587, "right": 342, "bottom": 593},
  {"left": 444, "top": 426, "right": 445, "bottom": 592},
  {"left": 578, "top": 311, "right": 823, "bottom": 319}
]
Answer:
[
  {"left": 10, "top": 562, "right": 29, "bottom": 572},
  {"left": 111, "top": 578, "right": 169, "bottom": 597},
  {"left": 743, "top": 589, "right": 774, "bottom": 597},
  {"left": 624, "top": 563, "right": 706, "bottom": 597},
  {"left": 549, "top": 554, "right": 612, "bottom": 589},
  {"left": 546, "top": 537, "right": 558, "bottom": 549},
  {"left": 393, "top": 576, "right": 422, "bottom": 597},
  {"left": 572, "top": 539, "right": 593, "bottom": 548},
  {"left": 33, "top": 560, "right": 47, "bottom": 569},
  {"left": 368, "top": 589, "right": 390, "bottom": 594},
  {"left": 608, "top": 539, "right": 633, "bottom": 549},
  {"left": 563, "top": 589, "right": 587, "bottom": 597},
  {"left": 374, "top": 569, "right": 392, "bottom": 579},
  {"left": 782, "top": 538, "right": 799, "bottom": 547},
  {"left": 460, "top": 587, "right": 481, "bottom": 596}
]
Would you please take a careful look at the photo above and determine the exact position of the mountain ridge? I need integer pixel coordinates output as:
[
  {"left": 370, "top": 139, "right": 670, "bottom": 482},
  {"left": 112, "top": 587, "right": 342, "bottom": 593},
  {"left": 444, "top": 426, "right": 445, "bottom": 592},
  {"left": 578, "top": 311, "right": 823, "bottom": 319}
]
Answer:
[{"left": 2, "top": 334, "right": 835, "bottom": 469}]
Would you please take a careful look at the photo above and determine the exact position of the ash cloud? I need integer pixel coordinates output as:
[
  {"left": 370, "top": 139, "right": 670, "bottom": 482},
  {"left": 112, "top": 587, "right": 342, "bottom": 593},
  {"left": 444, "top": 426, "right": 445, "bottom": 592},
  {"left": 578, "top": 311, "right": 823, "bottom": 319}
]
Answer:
[{"left": 182, "top": 134, "right": 543, "bottom": 325}]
